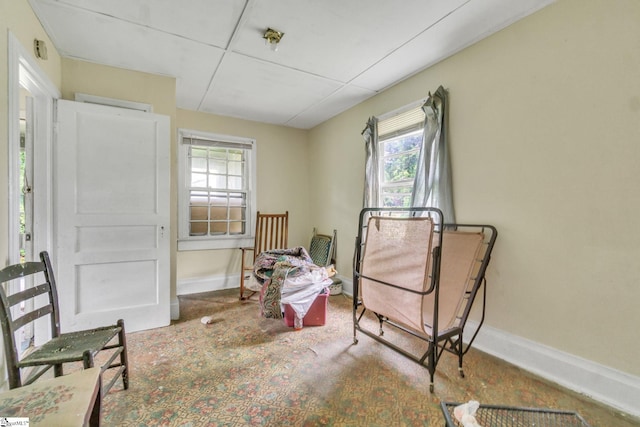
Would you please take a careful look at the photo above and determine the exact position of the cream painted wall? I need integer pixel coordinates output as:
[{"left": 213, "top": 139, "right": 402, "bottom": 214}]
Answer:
[
  {"left": 61, "top": 59, "right": 176, "bottom": 115},
  {"left": 309, "top": 0, "right": 640, "bottom": 376},
  {"left": 175, "top": 109, "right": 311, "bottom": 282}
]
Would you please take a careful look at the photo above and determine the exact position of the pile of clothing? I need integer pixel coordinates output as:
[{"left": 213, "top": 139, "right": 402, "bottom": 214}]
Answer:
[{"left": 254, "top": 247, "right": 333, "bottom": 322}]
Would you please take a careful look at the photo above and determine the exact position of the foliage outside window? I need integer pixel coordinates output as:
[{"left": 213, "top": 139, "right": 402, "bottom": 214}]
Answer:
[
  {"left": 378, "top": 105, "right": 425, "bottom": 207},
  {"left": 19, "top": 119, "right": 27, "bottom": 262},
  {"left": 178, "top": 130, "right": 256, "bottom": 251}
]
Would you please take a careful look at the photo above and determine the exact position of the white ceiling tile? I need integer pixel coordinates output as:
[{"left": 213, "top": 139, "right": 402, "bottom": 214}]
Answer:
[
  {"left": 200, "top": 53, "right": 343, "bottom": 125},
  {"left": 352, "top": 0, "right": 556, "bottom": 92},
  {"left": 33, "top": 1, "right": 224, "bottom": 74},
  {"left": 29, "top": 0, "right": 556, "bottom": 128},
  {"left": 285, "top": 85, "right": 376, "bottom": 129},
  {"left": 48, "top": 0, "right": 245, "bottom": 46},
  {"left": 231, "top": 0, "right": 468, "bottom": 83},
  {"left": 32, "top": 0, "right": 224, "bottom": 111}
]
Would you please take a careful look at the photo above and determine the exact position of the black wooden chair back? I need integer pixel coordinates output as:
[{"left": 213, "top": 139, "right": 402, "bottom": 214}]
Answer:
[{"left": 0, "top": 251, "right": 129, "bottom": 394}]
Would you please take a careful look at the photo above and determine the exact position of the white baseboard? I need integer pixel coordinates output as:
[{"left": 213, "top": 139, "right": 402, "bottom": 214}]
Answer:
[
  {"left": 178, "top": 274, "right": 351, "bottom": 296},
  {"left": 339, "top": 275, "right": 353, "bottom": 296},
  {"left": 465, "top": 321, "right": 640, "bottom": 418},
  {"left": 170, "top": 297, "right": 180, "bottom": 320},
  {"left": 177, "top": 274, "right": 241, "bottom": 296}
]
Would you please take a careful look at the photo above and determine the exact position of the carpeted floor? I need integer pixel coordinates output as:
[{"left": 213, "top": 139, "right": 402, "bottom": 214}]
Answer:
[{"left": 101, "top": 289, "right": 639, "bottom": 426}]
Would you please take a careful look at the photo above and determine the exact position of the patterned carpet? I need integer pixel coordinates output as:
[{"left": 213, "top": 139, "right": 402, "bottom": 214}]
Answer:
[{"left": 100, "top": 289, "right": 639, "bottom": 426}]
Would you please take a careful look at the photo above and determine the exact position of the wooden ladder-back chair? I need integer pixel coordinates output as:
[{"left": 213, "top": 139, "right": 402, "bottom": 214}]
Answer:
[
  {"left": 239, "top": 211, "right": 289, "bottom": 300},
  {"left": 0, "top": 251, "right": 129, "bottom": 395}
]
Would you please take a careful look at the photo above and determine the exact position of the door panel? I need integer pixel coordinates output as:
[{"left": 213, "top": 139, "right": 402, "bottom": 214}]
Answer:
[{"left": 54, "top": 99, "right": 170, "bottom": 333}]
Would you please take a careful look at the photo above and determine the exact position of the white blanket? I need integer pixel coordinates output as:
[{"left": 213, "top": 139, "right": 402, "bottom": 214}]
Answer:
[{"left": 280, "top": 268, "right": 332, "bottom": 319}]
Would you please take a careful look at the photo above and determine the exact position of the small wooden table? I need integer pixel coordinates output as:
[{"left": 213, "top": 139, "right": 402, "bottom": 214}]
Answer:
[{"left": 0, "top": 368, "right": 102, "bottom": 426}]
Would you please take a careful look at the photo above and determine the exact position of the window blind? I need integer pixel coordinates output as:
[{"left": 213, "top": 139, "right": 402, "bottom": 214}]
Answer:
[
  {"left": 182, "top": 136, "right": 253, "bottom": 151},
  {"left": 378, "top": 105, "right": 425, "bottom": 139}
]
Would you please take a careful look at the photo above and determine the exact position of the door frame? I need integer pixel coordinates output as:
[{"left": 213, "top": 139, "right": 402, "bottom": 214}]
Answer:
[{"left": 7, "top": 32, "right": 60, "bottom": 263}]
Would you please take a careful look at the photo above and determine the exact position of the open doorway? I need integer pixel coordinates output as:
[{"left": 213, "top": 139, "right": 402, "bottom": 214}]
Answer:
[
  {"left": 7, "top": 33, "right": 59, "bottom": 354},
  {"left": 8, "top": 33, "right": 58, "bottom": 264},
  {"left": 19, "top": 92, "right": 34, "bottom": 264},
  {"left": 14, "top": 91, "right": 35, "bottom": 354}
]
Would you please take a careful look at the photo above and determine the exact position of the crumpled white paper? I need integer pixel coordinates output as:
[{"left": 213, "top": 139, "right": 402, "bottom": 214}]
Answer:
[{"left": 453, "top": 400, "right": 482, "bottom": 427}]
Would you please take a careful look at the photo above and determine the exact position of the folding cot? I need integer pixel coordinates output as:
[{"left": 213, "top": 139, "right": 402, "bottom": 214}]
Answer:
[{"left": 352, "top": 207, "right": 497, "bottom": 392}]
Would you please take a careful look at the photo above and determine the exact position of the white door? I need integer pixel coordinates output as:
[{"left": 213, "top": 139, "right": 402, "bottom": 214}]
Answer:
[{"left": 54, "top": 99, "right": 170, "bottom": 333}]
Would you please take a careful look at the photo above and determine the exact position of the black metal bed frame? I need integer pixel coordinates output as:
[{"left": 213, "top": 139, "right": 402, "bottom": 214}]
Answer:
[{"left": 352, "top": 207, "right": 497, "bottom": 392}]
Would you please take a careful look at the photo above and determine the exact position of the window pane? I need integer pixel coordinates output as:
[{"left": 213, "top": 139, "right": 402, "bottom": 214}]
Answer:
[
  {"left": 383, "top": 152, "right": 418, "bottom": 184},
  {"left": 209, "top": 158, "right": 226, "bottom": 174},
  {"left": 209, "top": 222, "right": 227, "bottom": 235},
  {"left": 189, "top": 190, "right": 208, "bottom": 204},
  {"left": 191, "top": 172, "right": 207, "bottom": 188},
  {"left": 228, "top": 160, "right": 243, "bottom": 175},
  {"left": 209, "top": 149, "right": 226, "bottom": 160},
  {"left": 209, "top": 192, "right": 227, "bottom": 206},
  {"left": 382, "top": 186, "right": 412, "bottom": 207},
  {"left": 228, "top": 150, "right": 243, "bottom": 161},
  {"left": 209, "top": 206, "right": 227, "bottom": 221},
  {"left": 229, "top": 220, "right": 245, "bottom": 235},
  {"left": 189, "top": 221, "right": 208, "bottom": 236},
  {"left": 208, "top": 174, "right": 226, "bottom": 189},
  {"left": 228, "top": 176, "right": 242, "bottom": 190},
  {"left": 190, "top": 147, "right": 207, "bottom": 158},
  {"left": 229, "top": 207, "right": 243, "bottom": 221},
  {"left": 189, "top": 204, "right": 208, "bottom": 222},
  {"left": 191, "top": 157, "right": 207, "bottom": 173},
  {"left": 230, "top": 192, "right": 245, "bottom": 204},
  {"left": 382, "top": 194, "right": 412, "bottom": 207},
  {"left": 383, "top": 133, "right": 421, "bottom": 156}
]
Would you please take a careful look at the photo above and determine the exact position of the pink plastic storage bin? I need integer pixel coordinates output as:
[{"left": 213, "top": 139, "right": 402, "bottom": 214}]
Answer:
[{"left": 283, "top": 290, "right": 328, "bottom": 327}]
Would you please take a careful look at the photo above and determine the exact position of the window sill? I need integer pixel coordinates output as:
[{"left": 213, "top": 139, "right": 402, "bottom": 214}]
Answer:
[{"left": 178, "top": 237, "right": 254, "bottom": 251}]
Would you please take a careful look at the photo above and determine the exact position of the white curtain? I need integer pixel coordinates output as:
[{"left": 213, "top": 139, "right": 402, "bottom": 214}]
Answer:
[
  {"left": 410, "top": 86, "right": 456, "bottom": 224},
  {"left": 361, "top": 117, "right": 379, "bottom": 208}
]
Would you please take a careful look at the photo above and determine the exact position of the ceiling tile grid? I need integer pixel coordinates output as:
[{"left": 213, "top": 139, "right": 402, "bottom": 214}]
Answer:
[{"left": 29, "top": 0, "right": 555, "bottom": 129}]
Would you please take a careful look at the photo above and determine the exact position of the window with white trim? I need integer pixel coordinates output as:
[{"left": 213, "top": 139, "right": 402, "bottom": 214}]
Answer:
[
  {"left": 178, "top": 129, "right": 256, "bottom": 251},
  {"left": 378, "top": 104, "right": 425, "bottom": 207}
]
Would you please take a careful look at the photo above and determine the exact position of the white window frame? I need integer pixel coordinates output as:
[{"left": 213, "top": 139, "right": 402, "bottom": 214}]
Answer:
[{"left": 177, "top": 129, "right": 257, "bottom": 251}]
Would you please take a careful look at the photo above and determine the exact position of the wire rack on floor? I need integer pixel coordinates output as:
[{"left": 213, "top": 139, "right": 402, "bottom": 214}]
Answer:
[{"left": 440, "top": 402, "right": 592, "bottom": 427}]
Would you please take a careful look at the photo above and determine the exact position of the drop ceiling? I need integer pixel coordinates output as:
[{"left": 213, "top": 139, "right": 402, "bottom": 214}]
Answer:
[{"left": 29, "top": 0, "right": 554, "bottom": 129}]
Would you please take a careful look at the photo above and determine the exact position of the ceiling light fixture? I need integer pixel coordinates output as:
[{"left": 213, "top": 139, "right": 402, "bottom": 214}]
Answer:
[{"left": 263, "top": 28, "right": 284, "bottom": 52}]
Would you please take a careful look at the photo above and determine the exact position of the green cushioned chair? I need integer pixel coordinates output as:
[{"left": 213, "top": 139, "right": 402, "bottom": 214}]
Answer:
[{"left": 309, "top": 228, "right": 342, "bottom": 295}]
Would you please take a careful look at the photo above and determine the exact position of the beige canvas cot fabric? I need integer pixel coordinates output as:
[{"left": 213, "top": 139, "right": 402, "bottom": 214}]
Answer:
[
  {"left": 360, "top": 216, "right": 484, "bottom": 338},
  {"left": 423, "top": 230, "right": 484, "bottom": 335},
  {"left": 360, "top": 216, "right": 435, "bottom": 333}
]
